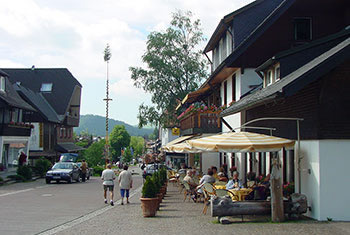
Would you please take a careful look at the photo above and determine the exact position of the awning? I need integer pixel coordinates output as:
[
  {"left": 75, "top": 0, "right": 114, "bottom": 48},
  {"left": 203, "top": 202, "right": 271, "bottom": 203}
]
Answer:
[
  {"left": 187, "top": 131, "right": 295, "bottom": 153},
  {"left": 162, "top": 135, "right": 194, "bottom": 151},
  {"left": 55, "top": 142, "right": 85, "bottom": 153},
  {"left": 29, "top": 151, "right": 57, "bottom": 159},
  {"left": 176, "top": 86, "right": 211, "bottom": 110}
]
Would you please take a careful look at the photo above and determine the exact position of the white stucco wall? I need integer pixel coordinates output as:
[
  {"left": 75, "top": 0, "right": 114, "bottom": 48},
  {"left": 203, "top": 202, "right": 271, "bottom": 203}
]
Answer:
[
  {"left": 29, "top": 123, "right": 42, "bottom": 151},
  {"left": 160, "top": 128, "right": 178, "bottom": 146},
  {"left": 319, "top": 140, "right": 350, "bottom": 221},
  {"left": 299, "top": 140, "right": 321, "bottom": 220},
  {"left": 201, "top": 152, "right": 220, "bottom": 174}
]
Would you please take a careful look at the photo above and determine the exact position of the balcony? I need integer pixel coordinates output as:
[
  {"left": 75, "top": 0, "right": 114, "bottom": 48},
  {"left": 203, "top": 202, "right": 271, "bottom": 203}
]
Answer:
[
  {"left": 64, "top": 115, "right": 80, "bottom": 127},
  {"left": 179, "top": 111, "right": 221, "bottom": 136},
  {"left": 0, "top": 123, "right": 32, "bottom": 136}
]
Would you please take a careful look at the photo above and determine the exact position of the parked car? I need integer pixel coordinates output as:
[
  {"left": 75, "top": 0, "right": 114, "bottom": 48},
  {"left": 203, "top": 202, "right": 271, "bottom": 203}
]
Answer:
[
  {"left": 76, "top": 162, "right": 93, "bottom": 180},
  {"left": 46, "top": 162, "right": 81, "bottom": 184},
  {"left": 142, "top": 163, "right": 171, "bottom": 179}
]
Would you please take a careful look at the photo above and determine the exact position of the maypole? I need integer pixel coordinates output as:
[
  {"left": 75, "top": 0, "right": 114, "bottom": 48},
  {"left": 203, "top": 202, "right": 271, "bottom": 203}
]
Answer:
[{"left": 103, "top": 44, "right": 112, "bottom": 166}]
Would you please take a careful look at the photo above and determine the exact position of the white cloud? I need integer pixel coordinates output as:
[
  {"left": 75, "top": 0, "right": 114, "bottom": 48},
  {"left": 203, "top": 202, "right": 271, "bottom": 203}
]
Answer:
[{"left": 0, "top": 0, "right": 255, "bottom": 125}]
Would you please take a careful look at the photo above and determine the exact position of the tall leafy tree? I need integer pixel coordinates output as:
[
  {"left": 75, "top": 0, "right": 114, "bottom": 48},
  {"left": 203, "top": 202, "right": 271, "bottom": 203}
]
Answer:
[
  {"left": 109, "top": 125, "right": 131, "bottom": 161},
  {"left": 83, "top": 139, "right": 106, "bottom": 166},
  {"left": 130, "top": 10, "right": 208, "bottom": 127},
  {"left": 130, "top": 136, "right": 145, "bottom": 157}
]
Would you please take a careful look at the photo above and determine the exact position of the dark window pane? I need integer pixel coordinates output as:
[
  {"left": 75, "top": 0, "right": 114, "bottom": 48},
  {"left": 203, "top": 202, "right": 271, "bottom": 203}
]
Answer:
[{"left": 294, "top": 18, "right": 311, "bottom": 41}]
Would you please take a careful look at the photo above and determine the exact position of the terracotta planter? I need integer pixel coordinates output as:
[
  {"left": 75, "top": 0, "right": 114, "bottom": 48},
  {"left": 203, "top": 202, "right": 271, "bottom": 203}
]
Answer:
[{"left": 140, "top": 197, "right": 158, "bottom": 217}]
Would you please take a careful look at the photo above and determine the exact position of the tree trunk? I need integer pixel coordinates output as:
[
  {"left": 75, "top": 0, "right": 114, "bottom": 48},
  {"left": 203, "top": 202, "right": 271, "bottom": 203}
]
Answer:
[
  {"left": 271, "top": 157, "right": 284, "bottom": 222},
  {"left": 211, "top": 194, "right": 308, "bottom": 217}
]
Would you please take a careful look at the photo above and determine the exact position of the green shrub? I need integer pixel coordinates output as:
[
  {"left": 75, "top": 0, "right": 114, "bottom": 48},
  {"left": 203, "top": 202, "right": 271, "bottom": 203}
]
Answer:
[
  {"left": 17, "top": 165, "right": 32, "bottom": 181},
  {"left": 93, "top": 166, "right": 105, "bottom": 176},
  {"left": 151, "top": 171, "right": 161, "bottom": 194},
  {"left": 34, "top": 157, "right": 52, "bottom": 177},
  {"left": 142, "top": 176, "right": 157, "bottom": 198},
  {"left": 160, "top": 168, "right": 167, "bottom": 185},
  {"left": 0, "top": 176, "right": 3, "bottom": 182},
  {"left": 7, "top": 174, "right": 25, "bottom": 182}
]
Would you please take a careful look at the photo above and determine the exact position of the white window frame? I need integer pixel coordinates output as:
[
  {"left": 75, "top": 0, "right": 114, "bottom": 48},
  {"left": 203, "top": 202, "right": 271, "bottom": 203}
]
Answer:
[
  {"left": 275, "top": 66, "right": 280, "bottom": 81},
  {"left": 0, "top": 76, "right": 6, "bottom": 92},
  {"left": 265, "top": 70, "right": 273, "bottom": 87}
]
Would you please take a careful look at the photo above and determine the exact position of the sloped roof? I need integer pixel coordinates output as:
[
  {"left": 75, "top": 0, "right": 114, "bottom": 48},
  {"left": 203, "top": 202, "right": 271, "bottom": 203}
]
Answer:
[
  {"left": 14, "top": 84, "right": 61, "bottom": 123},
  {"left": 204, "top": 0, "right": 286, "bottom": 53},
  {"left": 221, "top": 37, "right": 350, "bottom": 117},
  {"left": 2, "top": 68, "right": 81, "bottom": 116},
  {"left": 0, "top": 76, "right": 36, "bottom": 111}
]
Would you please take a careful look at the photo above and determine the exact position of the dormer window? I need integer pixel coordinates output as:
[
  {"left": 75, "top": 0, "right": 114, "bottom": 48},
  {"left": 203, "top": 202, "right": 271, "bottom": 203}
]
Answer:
[
  {"left": 0, "top": 76, "right": 6, "bottom": 92},
  {"left": 40, "top": 83, "right": 52, "bottom": 92},
  {"left": 265, "top": 70, "right": 273, "bottom": 87},
  {"left": 275, "top": 66, "right": 280, "bottom": 81}
]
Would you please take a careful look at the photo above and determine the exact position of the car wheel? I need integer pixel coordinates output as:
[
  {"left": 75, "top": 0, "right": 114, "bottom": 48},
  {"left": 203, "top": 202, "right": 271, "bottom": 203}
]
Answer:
[
  {"left": 67, "top": 176, "right": 72, "bottom": 184},
  {"left": 75, "top": 176, "right": 80, "bottom": 183},
  {"left": 46, "top": 179, "right": 51, "bottom": 184},
  {"left": 87, "top": 174, "right": 90, "bottom": 180}
]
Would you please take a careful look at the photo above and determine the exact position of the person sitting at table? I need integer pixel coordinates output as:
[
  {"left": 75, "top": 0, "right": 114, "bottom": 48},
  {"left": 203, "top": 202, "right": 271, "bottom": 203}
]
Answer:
[
  {"left": 246, "top": 172, "right": 257, "bottom": 188},
  {"left": 217, "top": 172, "right": 228, "bottom": 182},
  {"left": 219, "top": 167, "right": 228, "bottom": 179},
  {"left": 178, "top": 163, "right": 187, "bottom": 175},
  {"left": 210, "top": 166, "right": 219, "bottom": 180},
  {"left": 196, "top": 169, "right": 216, "bottom": 194},
  {"left": 226, "top": 171, "right": 243, "bottom": 190},
  {"left": 183, "top": 170, "right": 198, "bottom": 201}
]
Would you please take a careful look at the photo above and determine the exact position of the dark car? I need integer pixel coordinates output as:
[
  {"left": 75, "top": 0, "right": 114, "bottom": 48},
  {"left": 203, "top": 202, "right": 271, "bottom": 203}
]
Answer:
[{"left": 46, "top": 162, "right": 81, "bottom": 184}]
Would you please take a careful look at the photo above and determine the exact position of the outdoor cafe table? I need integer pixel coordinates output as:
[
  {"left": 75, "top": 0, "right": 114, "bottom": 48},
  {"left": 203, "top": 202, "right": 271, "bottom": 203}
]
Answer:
[
  {"left": 214, "top": 185, "right": 253, "bottom": 201},
  {"left": 228, "top": 188, "right": 252, "bottom": 201}
]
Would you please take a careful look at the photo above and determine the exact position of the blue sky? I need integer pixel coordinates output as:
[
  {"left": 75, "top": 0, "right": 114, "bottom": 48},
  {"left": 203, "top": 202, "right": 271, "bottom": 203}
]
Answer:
[{"left": 0, "top": 0, "right": 254, "bottom": 126}]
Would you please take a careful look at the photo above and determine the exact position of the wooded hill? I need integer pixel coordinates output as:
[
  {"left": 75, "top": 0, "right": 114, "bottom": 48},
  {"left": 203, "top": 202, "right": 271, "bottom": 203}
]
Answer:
[{"left": 74, "top": 114, "right": 154, "bottom": 137}]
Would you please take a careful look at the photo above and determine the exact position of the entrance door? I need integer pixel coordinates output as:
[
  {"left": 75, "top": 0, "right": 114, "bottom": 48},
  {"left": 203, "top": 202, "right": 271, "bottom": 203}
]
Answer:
[{"left": 2, "top": 144, "right": 9, "bottom": 170}]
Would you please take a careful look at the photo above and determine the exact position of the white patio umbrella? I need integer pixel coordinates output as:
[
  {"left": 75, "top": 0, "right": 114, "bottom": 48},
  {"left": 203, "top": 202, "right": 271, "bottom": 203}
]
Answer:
[
  {"left": 166, "top": 142, "right": 202, "bottom": 153},
  {"left": 187, "top": 131, "right": 295, "bottom": 153}
]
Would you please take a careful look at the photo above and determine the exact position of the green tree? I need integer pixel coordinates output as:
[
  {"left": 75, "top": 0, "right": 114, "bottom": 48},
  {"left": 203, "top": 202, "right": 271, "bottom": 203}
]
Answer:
[
  {"left": 130, "top": 136, "right": 145, "bottom": 158},
  {"left": 130, "top": 10, "right": 208, "bottom": 128},
  {"left": 84, "top": 139, "right": 106, "bottom": 166},
  {"left": 109, "top": 125, "right": 131, "bottom": 161},
  {"left": 122, "top": 146, "right": 133, "bottom": 163}
]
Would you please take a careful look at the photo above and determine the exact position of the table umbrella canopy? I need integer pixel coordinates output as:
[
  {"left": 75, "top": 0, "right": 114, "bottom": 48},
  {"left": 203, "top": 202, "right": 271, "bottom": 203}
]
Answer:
[
  {"left": 187, "top": 131, "right": 295, "bottom": 153},
  {"left": 166, "top": 142, "right": 202, "bottom": 153}
]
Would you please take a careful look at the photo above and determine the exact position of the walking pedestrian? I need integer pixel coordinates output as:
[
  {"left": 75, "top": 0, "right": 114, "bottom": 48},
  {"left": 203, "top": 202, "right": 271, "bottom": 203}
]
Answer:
[
  {"left": 101, "top": 164, "right": 116, "bottom": 206},
  {"left": 118, "top": 165, "right": 133, "bottom": 205},
  {"left": 81, "top": 159, "right": 88, "bottom": 182}
]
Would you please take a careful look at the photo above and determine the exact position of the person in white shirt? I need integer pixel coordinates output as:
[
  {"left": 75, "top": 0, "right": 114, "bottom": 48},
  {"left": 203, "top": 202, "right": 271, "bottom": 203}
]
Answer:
[
  {"left": 118, "top": 165, "right": 133, "bottom": 205},
  {"left": 101, "top": 164, "right": 116, "bottom": 206}
]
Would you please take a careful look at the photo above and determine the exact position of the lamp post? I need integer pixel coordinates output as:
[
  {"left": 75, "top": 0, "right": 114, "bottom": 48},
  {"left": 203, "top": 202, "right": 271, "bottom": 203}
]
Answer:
[{"left": 103, "top": 44, "right": 112, "bottom": 166}]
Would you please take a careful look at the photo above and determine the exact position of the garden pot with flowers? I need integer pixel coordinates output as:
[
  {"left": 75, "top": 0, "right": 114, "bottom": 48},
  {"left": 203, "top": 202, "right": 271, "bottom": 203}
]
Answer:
[{"left": 140, "top": 176, "right": 158, "bottom": 217}]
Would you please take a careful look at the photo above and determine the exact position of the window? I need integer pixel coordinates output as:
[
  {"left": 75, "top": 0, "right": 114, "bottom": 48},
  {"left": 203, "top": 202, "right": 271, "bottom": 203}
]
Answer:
[
  {"left": 275, "top": 66, "right": 280, "bottom": 81},
  {"left": 223, "top": 81, "right": 227, "bottom": 105},
  {"left": 294, "top": 18, "right": 312, "bottom": 41},
  {"left": 40, "top": 83, "right": 53, "bottom": 92},
  {"left": 265, "top": 70, "right": 273, "bottom": 87},
  {"left": 0, "top": 76, "right": 5, "bottom": 92},
  {"left": 232, "top": 74, "right": 236, "bottom": 102},
  {"left": 227, "top": 30, "right": 233, "bottom": 55}
]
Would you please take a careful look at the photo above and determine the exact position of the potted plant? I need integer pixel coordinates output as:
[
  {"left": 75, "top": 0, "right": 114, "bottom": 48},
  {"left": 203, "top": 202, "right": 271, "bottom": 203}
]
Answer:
[{"left": 140, "top": 176, "right": 158, "bottom": 217}]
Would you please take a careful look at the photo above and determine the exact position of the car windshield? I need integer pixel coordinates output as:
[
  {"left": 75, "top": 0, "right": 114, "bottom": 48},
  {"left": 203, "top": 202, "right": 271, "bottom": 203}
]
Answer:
[{"left": 52, "top": 163, "right": 73, "bottom": 170}]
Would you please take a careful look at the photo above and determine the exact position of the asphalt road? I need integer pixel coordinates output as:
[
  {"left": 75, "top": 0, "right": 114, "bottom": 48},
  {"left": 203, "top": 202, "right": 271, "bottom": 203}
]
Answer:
[{"left": 0, "top": 166, "right": 143, "bottom": 235}]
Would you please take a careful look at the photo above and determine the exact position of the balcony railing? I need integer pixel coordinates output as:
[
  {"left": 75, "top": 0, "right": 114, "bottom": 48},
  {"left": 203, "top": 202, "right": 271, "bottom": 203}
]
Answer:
[
  {"left": 0, "top": 123, "right": 32, "bottom": 136},
  {"left": 179, "top": 111, "right": 221, "bottom": 135}
]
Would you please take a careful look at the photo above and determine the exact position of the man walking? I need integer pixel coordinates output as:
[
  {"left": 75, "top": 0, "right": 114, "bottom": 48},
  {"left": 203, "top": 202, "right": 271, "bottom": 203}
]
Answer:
[
  {"left": 101, "top": 164, "right": 116, "bottom": 206},
  {"left": 118, "top": 165, "right": 133, "bottom": 205}
]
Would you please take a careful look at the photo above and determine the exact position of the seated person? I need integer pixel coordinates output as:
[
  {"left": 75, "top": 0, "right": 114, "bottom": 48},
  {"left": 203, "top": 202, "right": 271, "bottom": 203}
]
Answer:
[
  {"left": 217, "top": 172, "right": 228, "bottom": 182},
  {"left": 178, "top": 163, "right": 187, "bottom": 175},
  {"left": 246, "top": 172, "right": 257, "bottom": 188},
  {"left": 226, "top": 171, "right": 243, "bottom": 190},
  {"left": 211, "top": 166, "right": 219, "bottom": 180},
  {"left": 183, "top": 170, "right": 198, "bottom": 189},
  {"left": 196, "top": 169, "right": 216, "bottom": 193}
]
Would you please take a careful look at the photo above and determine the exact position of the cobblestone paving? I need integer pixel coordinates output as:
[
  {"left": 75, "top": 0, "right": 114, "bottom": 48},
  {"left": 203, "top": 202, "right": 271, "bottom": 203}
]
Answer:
[{"left": 56, "top": 183, "right": 350, "bottom": 235}]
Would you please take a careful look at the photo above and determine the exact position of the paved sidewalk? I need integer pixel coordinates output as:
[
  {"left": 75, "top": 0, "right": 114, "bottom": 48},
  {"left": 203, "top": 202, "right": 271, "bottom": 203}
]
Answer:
[{"left": 53, "top": 183, "right": 350, "bottom": 235}]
